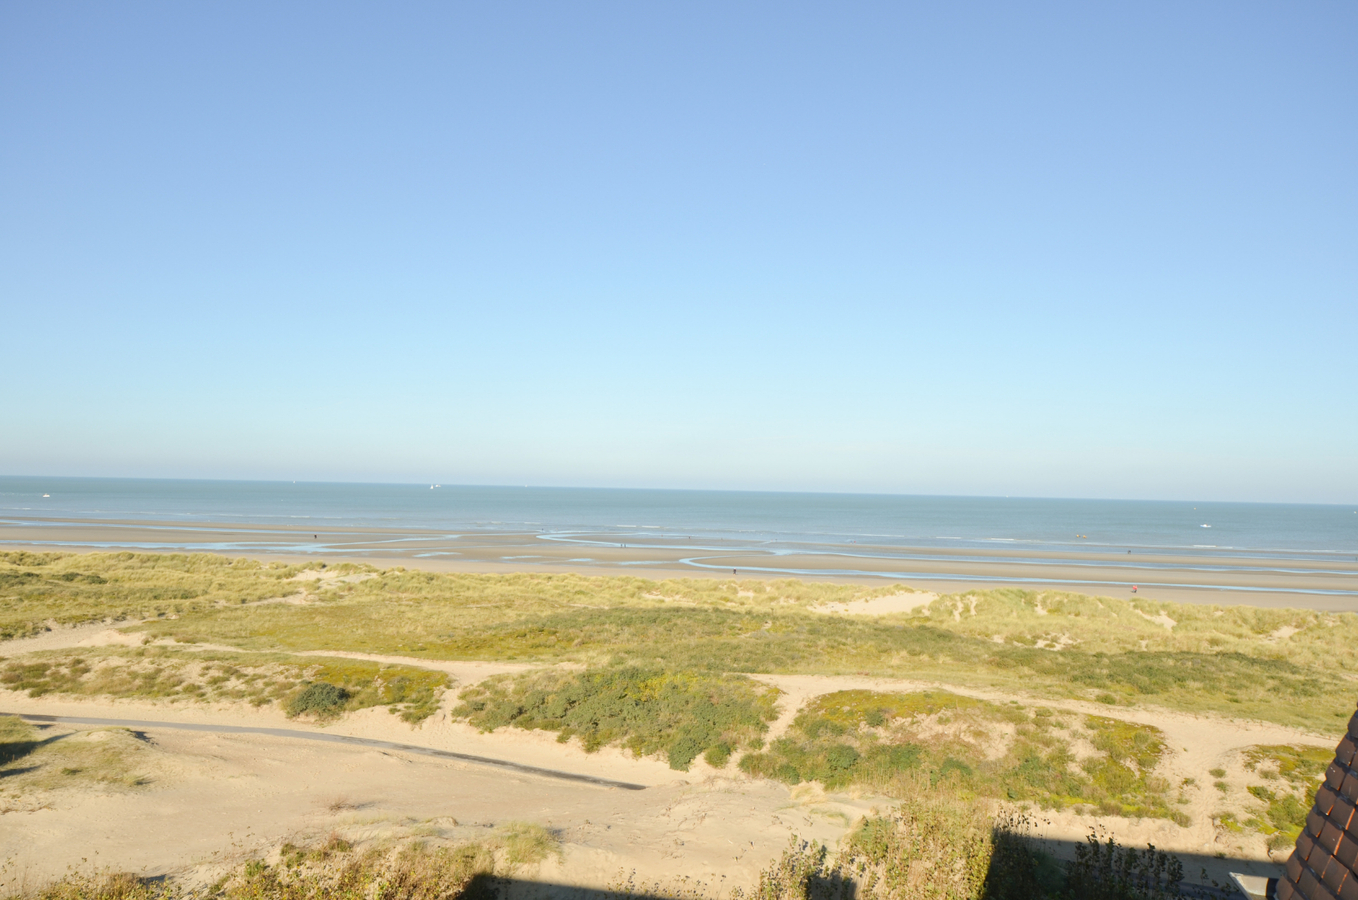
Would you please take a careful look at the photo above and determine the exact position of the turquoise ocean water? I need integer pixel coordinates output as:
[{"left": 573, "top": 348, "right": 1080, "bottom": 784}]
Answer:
[{"left": 2, "top": 476, "right": 1355, "bottom": 566}]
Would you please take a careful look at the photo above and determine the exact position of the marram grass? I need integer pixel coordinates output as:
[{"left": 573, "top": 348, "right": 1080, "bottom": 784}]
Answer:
[{"left": 4, "top": 551, "right": 1355, "bottom": 732}]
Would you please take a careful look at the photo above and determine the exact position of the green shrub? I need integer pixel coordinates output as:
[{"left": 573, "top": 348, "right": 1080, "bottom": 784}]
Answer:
[
  {"left": 704, "top": 741, "right": 733, "bottom": 768},
  {"left": 286, "top": 683, "right": 350, "bottom": 719},
  {"left": 0, "top": 650, "right": 448, "bottom": 724},
  {"left": 453, "top": 666, "right": 778, "bottom": 770},
  {"left": 738, "top": 690, "right": 1183, "bottom": 824}
]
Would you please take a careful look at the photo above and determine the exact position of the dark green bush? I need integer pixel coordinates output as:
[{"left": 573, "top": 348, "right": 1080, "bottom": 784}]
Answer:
[{"left": 286, "top": 683, "right": 350, "bottom": 719}]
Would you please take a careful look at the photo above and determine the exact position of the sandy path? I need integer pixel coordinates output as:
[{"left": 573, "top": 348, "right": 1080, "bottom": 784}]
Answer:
[
  {"left": 12, "top": 713, "right": 646, "bottom": 790},
  {"left": 0, "top": 621, "right": 147, "bottom": 654},
  {"left": 0, "top": 627, "right": 1314, "bottom": 888},
  {"left": 0, "top": 696, "right": 880, "bottom": 894}
]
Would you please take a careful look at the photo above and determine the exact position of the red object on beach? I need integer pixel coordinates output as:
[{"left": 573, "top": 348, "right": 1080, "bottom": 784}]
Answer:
[{"left": 1132, "top": 585, "right": 1138, "bottom": 593}]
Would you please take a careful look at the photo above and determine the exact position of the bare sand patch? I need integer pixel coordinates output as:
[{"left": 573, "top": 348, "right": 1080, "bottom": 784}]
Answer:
[
  {"left": 0, "top": 693, "right": 879, "bottom": 892},
  {"left": 0, "top": 621, "right": 146, "bottom": 655},
  {"left": 810, "top": 591, "right": 937, "bottom": 616},
  {"left": 0, "top": 666, "right": 1318, "bottom": 891},
  {"left": 1135, "top": 609, "right": 1177, "bottom": 630}
]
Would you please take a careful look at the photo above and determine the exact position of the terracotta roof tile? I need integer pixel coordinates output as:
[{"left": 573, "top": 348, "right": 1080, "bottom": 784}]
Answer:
[
  {"left": 1341, "top": 772, "right": 1358, "bottom": 804},
  {"left": 1337, "top": 834, "right": 1358, "bottom": 870},
  {"left": 1321, "top": 823, "right": 1345, "bottom": 855},
  {"left": 1285, "top": 720, "right": 1358, "bottom": 900},
  {"left": 1333, "top": 798, "right": 1357, "bottom": 832}
]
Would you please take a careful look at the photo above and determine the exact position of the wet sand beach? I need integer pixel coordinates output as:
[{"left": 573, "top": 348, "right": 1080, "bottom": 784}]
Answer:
[{"left": 3, "top": 514, "right": 1356, "bottom": 611}]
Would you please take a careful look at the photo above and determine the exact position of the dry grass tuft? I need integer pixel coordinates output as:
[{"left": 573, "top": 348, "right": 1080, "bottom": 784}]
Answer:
[{"left": 2, "top": 829, "right": 559, "bottom": 900}]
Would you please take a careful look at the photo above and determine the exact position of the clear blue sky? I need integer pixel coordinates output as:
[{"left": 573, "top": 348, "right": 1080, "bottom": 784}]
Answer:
[{"left": 2, "top": 2, "right": 1354, "bottom": 503}]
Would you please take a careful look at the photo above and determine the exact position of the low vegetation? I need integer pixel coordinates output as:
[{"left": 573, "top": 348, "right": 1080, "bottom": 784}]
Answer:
[
  {"left": 453, "top": 666, "right": 779, "bottom": 770},
  {"left": 2, "top": 800, "right": 1199, "bottom": 900},
  {"left": 1, "top": 824, "right": 559, "bottom": 899},
  {"left": 739, "top": 690, "right": 1184, "bottom": 824},
  {"left": 5, "top": 552, "right": 1355, "bottom": 732},
  {"left": 1, "top": 550, "right": 1348, "bottom": 853},
  {"left": 0, "top": 551, "right": 343, "bottom": 639},
  {"left": 0, "top": 715, "right": 155, "bottom": 808},
  {"left": 1238, "top": 743, "right": 1333, "bottom": 851},
  {"left": 740, "top": 790, "right": 1187, "bottom": 900},
  {"left": 0, "top": 648, "right": 448, "bottom": 723},
  {"left": 0, "top": 550, "right": 1336, "bottom": 732}
]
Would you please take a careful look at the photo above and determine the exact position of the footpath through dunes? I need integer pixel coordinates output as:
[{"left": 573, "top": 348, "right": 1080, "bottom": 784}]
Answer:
[
  {"left": 0, "top": 707, "right": 880, "bottom": 895},
  {"left": 4, "top": 549, "right": 1357, "bottom": 892},
  {"left": 0, "top": 631, "right": 1330, "bottom": 891},
  {"left": 0, "top": 673, "right": 1309, "bottom": 893}
]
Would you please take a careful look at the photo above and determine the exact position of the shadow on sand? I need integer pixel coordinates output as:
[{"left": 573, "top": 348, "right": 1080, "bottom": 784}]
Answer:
[
  {"left": 0, "top": 720, "right": 73, "bottom": 775},
  {"left": 447, "top": 835, "right": 1283, "bottom": 899}
]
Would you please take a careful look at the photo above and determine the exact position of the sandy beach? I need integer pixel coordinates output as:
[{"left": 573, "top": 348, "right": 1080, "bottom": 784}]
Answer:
[{"left": 3, "top": 514, "right": 1356, "bottom": 611}]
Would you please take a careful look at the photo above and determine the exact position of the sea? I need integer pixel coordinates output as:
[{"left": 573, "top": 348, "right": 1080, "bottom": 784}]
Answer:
[{"left": 1, "top": 476, "right": 1355, "bottom": 565}]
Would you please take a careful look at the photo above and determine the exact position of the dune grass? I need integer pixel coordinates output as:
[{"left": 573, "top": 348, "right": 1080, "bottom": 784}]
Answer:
[
  {"left": 0, "top": 647, "right": 449, "bottom": 723},
  {"left": 0, "top": 551, "right": 344, "bottom": 639},
  {"left": 4, "top": 551, "right": 1354, "bottom": 734},
  {"left": 737, "top": 787, "right": 1193, "bottom": 900},
  {"left": 454, "top": 667, "right": 779, "bottom": 770},
  {"left": 140, "top": 600, "right": 1353, "bottom": 733},
  {"left": 2, "top": 826, "right": 559, "bottom": 900}
]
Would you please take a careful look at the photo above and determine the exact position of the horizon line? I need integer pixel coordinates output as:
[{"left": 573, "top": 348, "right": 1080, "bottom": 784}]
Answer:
[{"left": 1, "top": 473, "right": 1353, "bottom": 509}]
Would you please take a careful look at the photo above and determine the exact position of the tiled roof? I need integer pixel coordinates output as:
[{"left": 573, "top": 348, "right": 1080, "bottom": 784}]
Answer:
[{"left": 1278, "top": 704, "right": 1358, "bottom": 900}]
